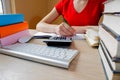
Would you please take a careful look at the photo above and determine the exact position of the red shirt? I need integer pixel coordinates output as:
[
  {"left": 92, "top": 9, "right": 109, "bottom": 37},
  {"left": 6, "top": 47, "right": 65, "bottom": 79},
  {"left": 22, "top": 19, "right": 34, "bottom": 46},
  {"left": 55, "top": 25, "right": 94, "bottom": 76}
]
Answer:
[{"left": 55, "top": 0, "right": 106, "bottom": 26}]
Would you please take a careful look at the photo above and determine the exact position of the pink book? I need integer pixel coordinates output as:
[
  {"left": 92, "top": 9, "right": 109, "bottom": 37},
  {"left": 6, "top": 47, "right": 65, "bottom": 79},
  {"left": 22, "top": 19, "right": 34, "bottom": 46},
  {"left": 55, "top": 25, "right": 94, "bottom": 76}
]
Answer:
[{"left": 0, "top": 29, "right": 30, "bottom": 46}]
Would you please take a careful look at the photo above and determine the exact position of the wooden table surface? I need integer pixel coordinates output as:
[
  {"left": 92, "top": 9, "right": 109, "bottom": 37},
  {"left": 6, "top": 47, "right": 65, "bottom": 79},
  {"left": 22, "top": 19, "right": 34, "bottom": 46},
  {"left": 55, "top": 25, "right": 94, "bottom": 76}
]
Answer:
[{"left": 0, "top": 30, "right": 105, "bottom": 80}]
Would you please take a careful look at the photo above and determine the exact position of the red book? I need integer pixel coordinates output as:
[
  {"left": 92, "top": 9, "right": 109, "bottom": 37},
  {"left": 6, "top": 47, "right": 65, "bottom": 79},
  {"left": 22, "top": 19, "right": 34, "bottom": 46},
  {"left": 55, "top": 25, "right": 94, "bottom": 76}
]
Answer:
[{"left": 0, "top": 21, "right": 29, "bottom": 38}]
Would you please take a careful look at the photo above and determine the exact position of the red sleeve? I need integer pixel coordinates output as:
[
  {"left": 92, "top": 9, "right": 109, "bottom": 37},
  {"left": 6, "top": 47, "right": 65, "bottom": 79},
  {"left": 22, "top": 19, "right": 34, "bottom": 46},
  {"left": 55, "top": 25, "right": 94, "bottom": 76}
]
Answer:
[
  {"left": 55, "top": 0, "right": 63, "bottom": 15},
  {"left": 101, "top": 0, "right": 107, "bottom": 12}
]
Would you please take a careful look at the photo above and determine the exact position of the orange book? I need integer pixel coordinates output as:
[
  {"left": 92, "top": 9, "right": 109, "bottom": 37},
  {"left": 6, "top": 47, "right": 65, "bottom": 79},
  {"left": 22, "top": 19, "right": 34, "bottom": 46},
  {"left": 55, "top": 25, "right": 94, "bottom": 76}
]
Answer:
[{"left": 0, "top": 21, "right": 29, "bottom": 38}]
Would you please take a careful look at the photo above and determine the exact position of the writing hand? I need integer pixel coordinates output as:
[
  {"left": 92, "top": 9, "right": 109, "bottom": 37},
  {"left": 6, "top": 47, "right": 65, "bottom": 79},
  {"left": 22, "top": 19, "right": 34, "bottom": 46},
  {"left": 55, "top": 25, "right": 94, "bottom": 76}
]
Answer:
[{"left": 55, "top": 22, "right": 76, "bottom": 36}]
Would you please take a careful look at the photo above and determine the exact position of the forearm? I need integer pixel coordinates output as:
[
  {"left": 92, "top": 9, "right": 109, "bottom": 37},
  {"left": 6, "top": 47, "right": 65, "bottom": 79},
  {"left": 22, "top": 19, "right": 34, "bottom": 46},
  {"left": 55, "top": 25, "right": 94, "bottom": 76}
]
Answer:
[
  {"left": 36, "top": 21, "right": 98, "bottom": 35},
  {"left": 36, "top": 22, "right": 58, "bottom": 33},
  {"left": 72, "top": 25, "right": 98, "bottom": 34},
  {"left": 36, "top": 7, "right": 60, "bottom": 33}
]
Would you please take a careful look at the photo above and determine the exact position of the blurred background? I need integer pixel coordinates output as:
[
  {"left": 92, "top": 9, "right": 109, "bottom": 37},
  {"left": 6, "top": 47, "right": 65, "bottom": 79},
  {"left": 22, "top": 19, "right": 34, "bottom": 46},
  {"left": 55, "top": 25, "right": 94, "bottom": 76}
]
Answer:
[{"left": 0, "top": 0, "right": 62, "bottom": 29}]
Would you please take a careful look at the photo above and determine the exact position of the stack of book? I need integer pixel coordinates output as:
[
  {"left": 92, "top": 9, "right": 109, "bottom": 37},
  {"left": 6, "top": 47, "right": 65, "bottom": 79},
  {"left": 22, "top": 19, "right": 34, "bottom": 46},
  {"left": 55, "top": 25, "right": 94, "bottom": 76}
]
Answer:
[
  {"left": 0, "top": 14, "right": 30, "bottom": 47},
  {"left": 98, "top": 0, "right": 120, "bottom": 80}
]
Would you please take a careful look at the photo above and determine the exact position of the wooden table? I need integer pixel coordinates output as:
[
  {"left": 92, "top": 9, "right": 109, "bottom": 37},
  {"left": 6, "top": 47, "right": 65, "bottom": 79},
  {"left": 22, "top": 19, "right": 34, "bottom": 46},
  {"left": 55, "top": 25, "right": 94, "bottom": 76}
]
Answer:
[{"left": 0, "top": 30, "right": 105, "bottom": 80}]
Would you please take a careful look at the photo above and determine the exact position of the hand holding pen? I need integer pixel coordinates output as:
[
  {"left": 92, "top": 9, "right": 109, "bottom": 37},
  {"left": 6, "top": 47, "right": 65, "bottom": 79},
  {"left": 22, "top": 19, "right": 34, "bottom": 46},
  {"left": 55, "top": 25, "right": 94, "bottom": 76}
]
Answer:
[{"left": 55, "top": 19, "right": 76, "bottom": 36}]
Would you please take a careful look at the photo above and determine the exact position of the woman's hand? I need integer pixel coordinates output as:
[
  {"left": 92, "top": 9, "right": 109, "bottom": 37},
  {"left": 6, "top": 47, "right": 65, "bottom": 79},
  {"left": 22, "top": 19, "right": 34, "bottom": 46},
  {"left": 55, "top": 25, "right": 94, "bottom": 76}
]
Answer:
[{"left": 55, "top": 22, "right": 76, "bottom": 36}]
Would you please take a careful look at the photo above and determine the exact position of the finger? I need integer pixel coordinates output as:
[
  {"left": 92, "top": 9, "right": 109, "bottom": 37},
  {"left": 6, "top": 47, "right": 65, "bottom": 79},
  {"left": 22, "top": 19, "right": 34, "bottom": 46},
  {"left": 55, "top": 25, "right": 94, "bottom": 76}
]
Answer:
[
  {"left": 62, "top": 23, "right": 75, "bottom": 35},
  {"left": 68, "top": 27, "right": 76, "bottom": 35},
  {"left": 63, "top": 22, "right": 76, "bottom": 33},
  {"left": 59, "top": 30, "right": 68, "bottom": 36},
  {"left": 60, "top": 23, "right": 73, "bottom": 36},
  {"left": 55, "top": 24, "right": 68, "bottom": 36}
]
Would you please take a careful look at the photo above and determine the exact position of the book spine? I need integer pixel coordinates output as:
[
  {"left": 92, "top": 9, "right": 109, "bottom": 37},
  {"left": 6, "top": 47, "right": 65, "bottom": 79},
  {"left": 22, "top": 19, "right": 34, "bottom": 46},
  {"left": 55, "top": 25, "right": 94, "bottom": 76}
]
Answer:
[
  {"left": 100, "top": 40, "right": 120, "bottom": 62},
  {"left": 98, "top": 47, "right": 110, "bottom": 80},
  {"left": 0, "top": 14, "right": 24, "bottom": 26},
  {"left": 100, "top": 24, "right": 120, "bottom": 41},
  {"left": 98, "top": 45, "right": 120, "bottom": 80},
  {"left": 100, "top": 40, "right": 120, "bottom": 72},
  {"left": 99, "top": 25, "right": 120, "bottom": 58},
  {"left": 0, "top": 21, "right": 29, "bottom": 38},
  {"left": 0, "top": 30, "right": 30, "bottom": 46},
  {"left": 104, "top": 0, "right": 120, "bottom": 13},
  {"left": 98, "top": 45, "right": 113, "bottom": 80}
]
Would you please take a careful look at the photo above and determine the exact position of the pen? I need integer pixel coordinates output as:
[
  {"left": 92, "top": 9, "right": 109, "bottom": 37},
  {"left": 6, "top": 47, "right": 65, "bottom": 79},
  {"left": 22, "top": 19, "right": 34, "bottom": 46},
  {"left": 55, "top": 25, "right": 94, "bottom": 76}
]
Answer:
[
  {"left": 63, "top": 18, "right": 70, "bottom": 26},
  {"left": 63, "top": 18, "right": 76, "bottom": 35}
]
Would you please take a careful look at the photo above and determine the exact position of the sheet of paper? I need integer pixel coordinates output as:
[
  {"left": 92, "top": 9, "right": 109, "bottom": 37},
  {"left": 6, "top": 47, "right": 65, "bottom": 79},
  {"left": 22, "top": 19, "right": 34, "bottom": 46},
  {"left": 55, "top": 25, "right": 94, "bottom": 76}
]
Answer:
[
  {"left": 70, "top": 34, "right": 85, "bottom": 40},
  {"left": 34, "top": 32, "right": 85, "bottom": 40},
  {"left": 34, "top": 32, "right": 57, "bottom": 37}
]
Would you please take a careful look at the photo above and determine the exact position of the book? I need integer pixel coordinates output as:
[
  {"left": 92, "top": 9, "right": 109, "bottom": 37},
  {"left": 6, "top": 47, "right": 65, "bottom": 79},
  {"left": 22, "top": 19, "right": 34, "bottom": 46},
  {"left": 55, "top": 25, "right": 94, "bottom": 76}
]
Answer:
[
  {"left": 102, "top": 14, "right": 120, "bottom": 40},
  {"left": 0, "top": 30, "right": 30, "bottom": 46},
  {"left": 85, "top": 28, "right": 99, "bottom": 47},
  {"left": 98, "top": 45, "right": 120, "bottom": 80},
  {"left": 0, "top": 14, "right": 24, "bottom": 26},
  {"left": 103, "top": 0, "right": 120, "bottom": 14},
  {"left": 100, "top": 40, "right": 120, "bottom": 72},
  {"left": 99, "top": 25, "right": 120, "bottom": 58},
  {"left": 86, "top": 28, "right": 99, "bottom": 41},
  {"left": 0, "top": 21, "right": 29, "bottom": 38}
]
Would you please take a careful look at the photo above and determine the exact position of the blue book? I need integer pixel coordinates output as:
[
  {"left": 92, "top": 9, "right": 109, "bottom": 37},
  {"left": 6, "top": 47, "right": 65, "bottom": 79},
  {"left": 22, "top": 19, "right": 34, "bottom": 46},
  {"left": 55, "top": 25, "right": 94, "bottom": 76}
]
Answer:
[{"left": 0, "top": 14, "right": 24, "bottom": 26}]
